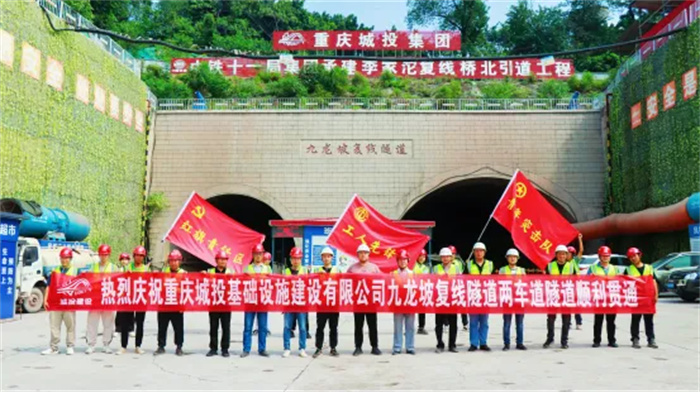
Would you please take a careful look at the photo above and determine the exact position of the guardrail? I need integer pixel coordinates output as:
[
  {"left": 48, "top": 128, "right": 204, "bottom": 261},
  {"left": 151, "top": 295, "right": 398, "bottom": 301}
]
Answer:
[
  {"left": 157, "top": 97, "right": 596, "bottom": 112},
  {"left": 36, "top": 0, "right": 140, "bottom": 76}
]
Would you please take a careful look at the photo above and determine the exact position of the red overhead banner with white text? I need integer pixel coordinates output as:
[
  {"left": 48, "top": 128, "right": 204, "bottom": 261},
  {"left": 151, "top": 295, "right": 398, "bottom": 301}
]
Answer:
[
  {"left": 162, "top": 192, "right": 265, "bottom": 273},
  {"left": 325, "top": 195, "right": 430, "bottom": 272},
  {"left": 273, "top": 31, "right": 461, "bottom": 51},
  {"left": 47, "top": 273, "right": 656, "bottom": 314},
  {"left": 493, "top": 170, "right": 580, "bottom": 269}
]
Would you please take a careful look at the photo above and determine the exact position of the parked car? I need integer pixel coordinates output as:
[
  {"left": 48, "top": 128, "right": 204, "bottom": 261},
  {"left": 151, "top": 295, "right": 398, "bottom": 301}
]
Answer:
[
  {"left": 652, "top": 252, "right": 700, "bottom": 293},
  {"left": 578, "top": 254, "right": 628, "bottom": 275},
  {"left": 666, "top": 266, "right": 700, "bottom": 302}
]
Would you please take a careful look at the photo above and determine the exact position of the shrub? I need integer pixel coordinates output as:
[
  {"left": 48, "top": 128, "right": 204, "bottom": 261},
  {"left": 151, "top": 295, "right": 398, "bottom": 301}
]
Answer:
[
  {"left": 266, "top": 75, "right": 308, "bottom": 97},
  {"left": 480, "top": 81, "right": 529, "bottom": 99},
  {"left": 536, "top": 79, "right": 570, "bottom": 98},
  {"left": 434, "top": 80, "right": 462, "bottom": 99}
]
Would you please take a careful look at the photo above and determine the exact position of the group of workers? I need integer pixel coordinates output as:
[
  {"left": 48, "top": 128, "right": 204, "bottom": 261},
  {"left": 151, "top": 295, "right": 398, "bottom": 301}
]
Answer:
[{"left": 41, "top": 235, "right": 658, "bottom": 358}]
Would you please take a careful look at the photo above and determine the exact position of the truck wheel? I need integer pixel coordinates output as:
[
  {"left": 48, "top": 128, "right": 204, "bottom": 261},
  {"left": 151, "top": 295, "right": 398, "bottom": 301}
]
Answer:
[
  {"left": 22, "top": 287, "right": 45, "bottom": 313},
  {"left": 679, "top": 293, "right": 699, "bottom": 302}
]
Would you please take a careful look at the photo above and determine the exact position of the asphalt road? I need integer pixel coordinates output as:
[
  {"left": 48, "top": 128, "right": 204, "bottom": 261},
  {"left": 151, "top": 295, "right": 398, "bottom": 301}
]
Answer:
[{"left": 1, "top": 297, "right": 698, "bottom": 391}]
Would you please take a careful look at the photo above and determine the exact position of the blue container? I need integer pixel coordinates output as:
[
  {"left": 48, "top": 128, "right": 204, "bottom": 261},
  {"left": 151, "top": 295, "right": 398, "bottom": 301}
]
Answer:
[{"left": 0, "top": 199, "right": 91, "bottom": 241}]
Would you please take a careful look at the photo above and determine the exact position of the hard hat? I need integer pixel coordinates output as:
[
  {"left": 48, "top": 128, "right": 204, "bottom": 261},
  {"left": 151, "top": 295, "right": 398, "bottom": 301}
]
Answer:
[
  {"left": 419, "top": 249, "right": 427, "bottom": 257},
  {"left": 290, "top": 247, "right": 303, "bottom": 258},
  {"left": 252, "top": 244, "right": 265, "bottom": 254},
  {"left": 567, "top": 246, "right": 577, "bottom": 254},
  {"left": 555, "top": 245, "right": 569, "bottom": 254},
  {"left": 119, "top": 253, "right": 131, "bottom": 261},
  {"left": 59, "top": 247, "right": 73, "bottom": 259},
  {"left": 598, "top": 246, "right": 612, "bottom": 257},
  {"left": 473, "top": 242, "right": 486, "bottom": 251},
  {"left": 321, "top": 247, "right": 334, "bottom": 256},
  {"left": 448, "top": 245, "right": 457, "bottom": 255},
  {"left": 215, "top": 250, "right": 229, "bottom": 260},
  {"left": 396, "top": 249, "right": 409, "bottom": 261},
  {"left": 98, "top": 244, "right": 112, "bottom": 256},
  {"left": 627, "top": 247, "right": 642, "bottom": 259},
  {"left": 263, "top": 252, "right": 272, "bottom": 261},
  {"left": 132, "top": 245, "right": 147, "bottom": 257},
  {"left": 168, "top": 250, "right": 183, "bottom": 261},
  {"left": 505, "top": 248, "right": 520, "bottom": 258},
  {"left": 439, "top": 247, "right": 453, "bottom": 257},
  {"left": 357, "top": 244, "right": 370, "bottom": 253}
]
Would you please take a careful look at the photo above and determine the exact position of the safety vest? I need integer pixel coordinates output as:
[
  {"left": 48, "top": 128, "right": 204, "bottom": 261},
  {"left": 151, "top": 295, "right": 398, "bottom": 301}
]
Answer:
[
  {"left": 548, "top": 261, "right": 574, "bottom": 275},
  {"left": 52, "top": 266, "right": 77, "bottom": 276},
  {"left": 626, "top": 263, "right": 653, "bottom": 277},
  {"left": 433, "top": 263, "right": 459, "bottom": 275},
  {"left": 499, "top": 265, "right": 525, "bottom": 275},
  {"left": 92, "top": 262, "right": 118, "bottom": 273},
  {"left": 314, "top": 265, "right": 340, "bottom": 274},
  {"left": 413, "top": 263, "right": 431, "bottom": 274},
  {"left": 467, "top": 259, "right": 494, "bottom": 275},
  {"left": 162, "top": 267, "right": 186, "bottom": 273},
  {"left": 245, "top": 263, "right": 271, "bottom": 274},
  {"left": 453, "top": 259, "right": 464, "bottom": 274},
  {"left": 392, "top": 268, "right": 414, "bottom": 277},
  {"left": 128, "top": 263, "right": 149, "bottom": 273},
  {"left": 284, "top": 266, "right": 308, "bottom": 275},
  {"left": 207, "top": 267, "right": 233, "bottom": 274},
  {"left": 590, "top": 263, "right": 617, "bottom": 277}
]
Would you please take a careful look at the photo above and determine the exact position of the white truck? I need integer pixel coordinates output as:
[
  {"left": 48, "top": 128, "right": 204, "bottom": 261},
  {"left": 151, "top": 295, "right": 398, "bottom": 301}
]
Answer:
[{"left": 14, "top": 237, "right": 98, "bottom": 313}]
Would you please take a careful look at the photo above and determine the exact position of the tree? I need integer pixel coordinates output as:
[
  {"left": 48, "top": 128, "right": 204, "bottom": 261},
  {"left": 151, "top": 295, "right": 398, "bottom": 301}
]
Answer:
[
  {"left": 406, "top": 0, "right": 489, "bottom": 56},
  {"left": 567, "top": 0, "right": 615, "bottom": 48},
  {"left": 491, "top": 0, "right": 570, "bottom": 55}
]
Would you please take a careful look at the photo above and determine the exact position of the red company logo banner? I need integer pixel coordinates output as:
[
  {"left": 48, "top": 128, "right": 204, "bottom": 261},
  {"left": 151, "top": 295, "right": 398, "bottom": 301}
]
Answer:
[
  {"left": 48, "top": 273, "right": 657, "bottom": 314},
  {"left": 273, "top": 31, "right": 462, "bottom": 51}
]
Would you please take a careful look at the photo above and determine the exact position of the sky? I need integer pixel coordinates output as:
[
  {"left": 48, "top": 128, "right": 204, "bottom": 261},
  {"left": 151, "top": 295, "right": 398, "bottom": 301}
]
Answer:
[{"left": 303, "top": 0, "right": 564, "bottom": 30}]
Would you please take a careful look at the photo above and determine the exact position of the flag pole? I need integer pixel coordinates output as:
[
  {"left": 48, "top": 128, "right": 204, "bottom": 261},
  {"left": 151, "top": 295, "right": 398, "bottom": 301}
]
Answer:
[
  {"left": 464, "top": 169, "right": 520, "bottom": 264},
  {"left": 161, "top": 191, "right": 195, "bottom": 243}
]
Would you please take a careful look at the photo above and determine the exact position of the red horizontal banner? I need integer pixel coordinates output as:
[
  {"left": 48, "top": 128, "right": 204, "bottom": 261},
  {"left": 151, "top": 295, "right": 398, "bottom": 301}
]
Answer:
[
  {"left": 169, "top": 57, "right": 575, "bottom": 80},
  {"left": 48, "top": 273, "right": 656, "bottom": 314},
  {"left": 273, "top": 31, "right": 461, "bottom": 51}
]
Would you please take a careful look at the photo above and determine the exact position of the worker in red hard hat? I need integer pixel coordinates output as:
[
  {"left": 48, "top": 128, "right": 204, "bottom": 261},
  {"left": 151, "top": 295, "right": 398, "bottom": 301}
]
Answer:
[
  {"left": 625, "top": 247, "right": 658, "bottom": 349},
  {"left": 287, "top": 247, "right": 313, "bottom": 341},
  {"left": 313, "top": 247, "right": 340, "bottom": 358},
  {"left": 588, "top": 245, "right": 618, "bottom": 348},
  {"left": 567, "top": 234, "right": 585, "bottom": 330},
  {"left": 242, "top": 244, "right": 271, "bottom": 358},
  {"left": 86, "top": 244, "right": 118, "bottom": 355},
  {"left": 42, "top": 248, "right": 78, "bottom": 356},
  {"left": 392, "top": 250, "right": 416, "bottom": 355},
  {"left": 347, "top": 243, "right": 382, "bottom": 356},
  {"left": 206, "top": 250, "right": 234, "bottom": 358},
  {"left": 114, "top": 252, "right": 133, "bottom": 343},
  {"left": 155, "top": 250, "right": 187, "bottom": 356},
  {"left": 283, "top": 247, "right": 309, "bottom": 358},
  {"left": 117, "top": 246, "right": 149, "bottom": 355},
  {"left": 414, "top": 249, "right": 430, "bottom": 335},
  {"left": 253, "top": 249, "right": 274, "bottom": 338}
]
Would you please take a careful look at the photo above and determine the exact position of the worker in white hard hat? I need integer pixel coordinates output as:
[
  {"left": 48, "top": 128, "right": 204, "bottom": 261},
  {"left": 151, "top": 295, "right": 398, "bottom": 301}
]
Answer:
[
  {"left": 347, "top": 243, "right": 382, "bottom": 356},
  {"left": 312, "top": 247, "right": 340, "bottom": 358},
  {"left": 499, "top": 248, "right": 527, "bottom": 351},
  {"left": 544, "top": 245, "right": 575, "bottom": 349},
  {"left": 466, "top": 242, "right": 494, "bottom": 352},
  {"left": 433, "top": 247, "right": 460, "bottom": 353}
]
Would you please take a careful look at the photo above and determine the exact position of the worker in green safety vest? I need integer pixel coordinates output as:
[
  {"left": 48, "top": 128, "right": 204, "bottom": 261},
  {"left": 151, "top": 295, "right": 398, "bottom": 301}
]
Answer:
[
  {"left": 392, "top": 249, "right": 416, "bottom": 355},
  {"left": 42, "top": 247, "right": 78, "bottom": 356},
  {"left": 588, "top": 245, "right": 619, "bottom": 348},
  {"left": 466, "top": 242, "right": 494, "bottom": 352},
  {"left": 544, "top": 245, "right": 575, "bottom": 349},
  {"left": 414, "top": 249, "right": 430, "bottom": 335},
  {"left": 156, "top": 250, "right": 186, "bottom": 356},
  {"left": 499, "top": 248, "right": 527, "bottom": 351},
  {"left": 283, "top": 247, "right": 308, "bottom": 358},
  {"left": 625, "top": 247, "right": 659, "bottom": 349},
  {"left": 433, "top": 247, "right": 459, "bottom": 353},
  {"left": 242, "top": 244, "right": 271, "bottom": 358},
  {"left": 206, "top": 250, "right": 234, "bottom": 358},
  {"left": 86, "top": 244, "right": 118, "bottom": 355},
  {"left": 313, "top": 247, "right": 340, "bottom": 358},
  {"left": 117, "top": 245, "right": 149, "bottom": 355}
]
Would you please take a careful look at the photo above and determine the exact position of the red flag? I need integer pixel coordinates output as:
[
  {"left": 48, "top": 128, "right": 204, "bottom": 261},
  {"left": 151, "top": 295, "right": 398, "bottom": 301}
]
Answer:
[
  {"left": 326, "top": 194, "right": 430, "bottom": 273},
  {"left": 493, "top": 170, "right": 579, "bottom": 269},
  {"left": 162, "top": 192, "right": 265, "bottom": 273}
]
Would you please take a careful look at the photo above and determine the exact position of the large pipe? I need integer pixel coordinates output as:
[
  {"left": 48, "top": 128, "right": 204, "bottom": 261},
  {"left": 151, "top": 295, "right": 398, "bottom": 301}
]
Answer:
[
  {"left": 574, "top": 193, "right": 699, "bottom": 239},
  {"left": 0, "top": 198, "right": 91, "bottom": 241}
]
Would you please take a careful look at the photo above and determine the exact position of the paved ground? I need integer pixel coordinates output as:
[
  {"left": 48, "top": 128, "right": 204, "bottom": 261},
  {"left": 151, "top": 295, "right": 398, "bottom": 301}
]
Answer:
[{"left": 1, "top": 297, "right": 698, "bottom": 391}]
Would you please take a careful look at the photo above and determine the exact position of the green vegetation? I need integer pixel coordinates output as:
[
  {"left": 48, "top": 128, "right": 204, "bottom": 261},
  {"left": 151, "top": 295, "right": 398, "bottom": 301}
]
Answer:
[
  {"left": 0, "top": 1, "right": 148, "bottom": 253},
  {"left": 607, "top": 21, "right": 700, "bottom": 261}
]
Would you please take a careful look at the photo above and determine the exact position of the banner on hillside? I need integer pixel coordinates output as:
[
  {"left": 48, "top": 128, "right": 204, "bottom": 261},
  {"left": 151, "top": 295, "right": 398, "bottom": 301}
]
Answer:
[
  {"left": 170, "top": 57, "right": 575, "bottom": 80},
  {"left": 325, "top": 195, "right": 430, "bottom": 272},
  {"left": 273, "top": 31, "right": 462, "bottom": 51},
  {"left": 47, "top": 272, "right": 656, "bottom": 314},
  {"left": 162, "top": 192, "right": 265, "bottom": 273},
  {"left": 493, "top": 170, "right": 579, "bottom": 269}
]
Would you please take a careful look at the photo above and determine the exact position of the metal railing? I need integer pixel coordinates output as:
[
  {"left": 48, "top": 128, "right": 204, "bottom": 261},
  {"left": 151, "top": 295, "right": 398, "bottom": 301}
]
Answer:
[
  {"left": 35, "top": 0, "right": 140, "bottom": 76},
  {"left": 157, "top": 97, "right": 596, "bottom": 112}
]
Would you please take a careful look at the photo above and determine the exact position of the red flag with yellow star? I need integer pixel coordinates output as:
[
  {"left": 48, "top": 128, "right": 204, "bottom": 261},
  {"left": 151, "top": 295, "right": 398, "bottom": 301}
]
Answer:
[{"left": 493, "top": 170, "right": 579, "bottom": 269}]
